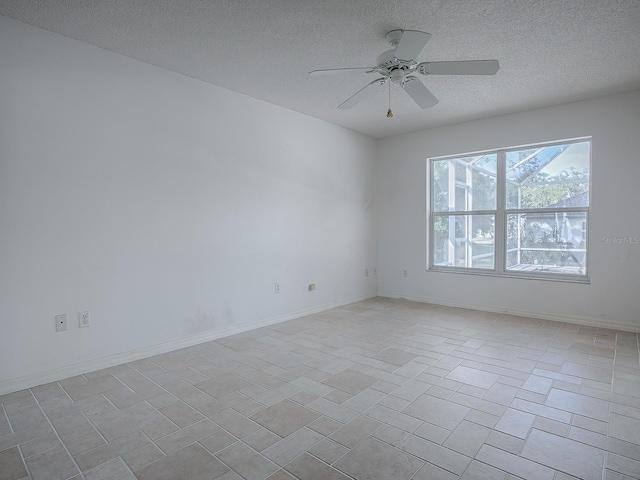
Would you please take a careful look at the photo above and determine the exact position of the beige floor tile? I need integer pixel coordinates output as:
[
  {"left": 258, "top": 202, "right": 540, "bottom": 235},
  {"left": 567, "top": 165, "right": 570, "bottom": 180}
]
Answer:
[
  {"left": 232, "top": 398, "right": 265, "bottom": 416},
  {"left": 521, "top": 375, "right": 554, "bottom": 394},
  {"left": 25, "top": 445, "right": 79, "bottom": 480},
  {"left": 609, "top": 413, "right": 640, "bottom": 445},
  {"left": 91, "top": 402, "right": 165, "bottom": 442},
  {"left": 306, "top": 416, "right": 343, "bottom": 436},
  {"left": 30, "top": 383, "right": 66, "bottom": 403},
  {"left": 0, "top": 446, "right": 27, "bottom": 480},
  {"left": 19, "top": 432, "right": 61, "bottom": 457},
  {"left": 560, "top": 362, "right": 613, "bottom": 383},
  {"left": 494, "top": 408, "right": 535, "bottom": 439},
  {"left": 475, "top": 346, "right": 519, "bottom": 362},
  {"left": 216, "top": 442, "right": 278, "bottom": 480},
  {"left": 612, "top": 377, "right": 640, "bottom": 399},
  {"left": 521, "top": 429, "right": 605, "bottom": 480},
  {"left": 266, "top": 470, "right": 297, "bottom": 480},
  {"left": 334, "top": 437, "right": 423, "bottom": 480},
  {"left": 134, "top": 443, "right": 228, "bottom": 480},
  {"left": 371, "top": 423, "right": 409, "bottom": 447},
  {"left": 483, "top": 383, "right": 519, "bottom": 406},
  {"left": 50, "top": 410, "right": 98, "bottom": 442},
  {"left": 413, "top": 421, "right": 451, "bottom": 444},
  {"left": 606, "top": 452, "right": 640, "bottom": 478},
  {"left": 285, "top": 453, "right": 351, "bottom": 479},
  {"left": 545, "top": 389, "right": 609, "bottom": 422},
  {"left": 194, "top": 373, "right": 251, "bottom": 399},
  {"left": 74, "top": 430, "right": 149, "bottom": 471},
  {"left": 443, "top": 420, "right": 491, "bottom": 457},
  {"left": 323, "top": 389, "right": 352, "bottom": 404},
  {"left": 3, "top": 299, "right": 640, "bottom": 480},
  {"left": 308, "top": 438, "right": 349, "bottom": 464},
  {"left": 250, "top": 399, "right": 319, "bottom": 437},
  {"left": 155, "top": 419, "right": 219, "bottom": 454},
  {"left": 446, "top": 365, "right": 500, "bottom": 389},
  {"left": 84, "top": 457, "right": 135, "bottom": 480},
  {"left": 262, "top": 428, "right": 325, "bottom": 466},
  {"left": 243, "top": 428, "right": 281, "bottom": 451},
  {"left": 403, "top": 393, "right": 470, "bottom": 430},
  {"left": 158, "top": 401, "right": 205, "bottom": 428},
  {"left": 62, "top": 376, "right": 123, "bottom": 401},
  {"left": 460, "top": 460, "right": 508, "bottom": 480},
  {"left": 476, "top": 444, "right": 554, "bottom": 480},
  {"left": 569, "top": 426, "right": 640, "bottom": 462},
  {"left": 510, "top": 398, "right": 572, "bottom": 423},
  {"left": 329, "top": 415, "right": 381, "bottom": 448},
  {"left": 532, "top": 416, "right": 569, "bottom": 437},
  {"left": 305, "top": 397, "right": 358, "bottom": 424},
  {"left": 451, "top": 391, "right": 507, "bottom": 417},
  {"left": 321, "top": 369, "right": 378, "bottom": 395},
  {"left": 400, "top": 434, "right": 471, "bottom": 475},
  {"left": 412, "top": 461, "right": 459, "bottom": 480},
  {"left": 486, "top": 430, "right": 525, "bottom": 454},
  {"left": 572, "top": 414, "right": 609, "bottom": 434},
  {"left": 341, "top": 388, "right": 387, "bottom": 412},
  {"left": 373, "top": 348, "right": 417, "bottom": 367},
  {"left": 198, "top": 429, "right": 238, "bottom": 454},
  {"left": 121, "top": 442, "right": 165, "bottom": 471},
  {"left": 0, "top": 390, "right": 35, "bottom": 412},
  {"left": 366, "top": 404, "right": 422, "bottom": 432},
  {"left": 211, "top": 409, "right": 261, "bottom": 439},
  {"left": 465, "top": 409, "right": 500, "bottom": 428},
  {"left": 140, "top": 418, "right": 180, "bottom": 441}
]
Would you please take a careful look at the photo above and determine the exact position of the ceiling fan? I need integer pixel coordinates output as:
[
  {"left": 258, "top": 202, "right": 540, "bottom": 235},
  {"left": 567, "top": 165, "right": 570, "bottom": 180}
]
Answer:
[{"left": 309, "top": 29, "right": 499, "bottom": 115}]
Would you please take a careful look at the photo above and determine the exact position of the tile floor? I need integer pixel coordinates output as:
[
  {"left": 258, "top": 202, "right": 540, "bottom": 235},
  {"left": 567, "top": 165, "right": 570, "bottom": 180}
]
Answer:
[{"left": 1, "top": 297, "right": 639, "bottom": 480}]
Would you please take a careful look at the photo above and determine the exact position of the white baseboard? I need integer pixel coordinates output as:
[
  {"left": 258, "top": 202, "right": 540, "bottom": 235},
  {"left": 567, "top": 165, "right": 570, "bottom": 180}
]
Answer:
[
  {"left": 378, "top": 291, "right": 640, "bottom": 333},
  {"left": 0, "top": 292, "right": 377, "bottom": 396}
]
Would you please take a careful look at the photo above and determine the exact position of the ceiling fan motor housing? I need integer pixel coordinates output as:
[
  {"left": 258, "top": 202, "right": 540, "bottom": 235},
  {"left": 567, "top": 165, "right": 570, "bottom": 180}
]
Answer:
[{"left": 376, "top": 49, "right": 399, "bottom": 70}]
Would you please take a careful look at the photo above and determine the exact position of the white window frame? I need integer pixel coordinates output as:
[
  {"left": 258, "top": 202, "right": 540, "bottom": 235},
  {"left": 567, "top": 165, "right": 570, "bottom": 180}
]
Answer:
[{"left": 427, "top": 137, "right": 591, "bottom": 283}]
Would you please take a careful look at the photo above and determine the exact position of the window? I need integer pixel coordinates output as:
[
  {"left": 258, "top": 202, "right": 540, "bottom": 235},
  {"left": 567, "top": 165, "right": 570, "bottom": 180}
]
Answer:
[{"left": 429, "top": 138, "right": 590, "bottom": 280}]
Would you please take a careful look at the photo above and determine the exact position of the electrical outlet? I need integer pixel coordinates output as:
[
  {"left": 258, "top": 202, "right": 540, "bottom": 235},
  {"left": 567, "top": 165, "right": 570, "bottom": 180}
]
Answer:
[
  {"left": 79, "top": 311, "right": 91, "bottom": 328},
  {"left": 55, "top": 314, "right": 67, "bottom": 332},
  {"left": 403, "top": 270, "right": 408, "bottom": 277},
  {"left": 365, "top": 268, "right": 369, "bottom": 277},
  {"left": 275, "top": 283, "right": 280, "bottom": 294}
]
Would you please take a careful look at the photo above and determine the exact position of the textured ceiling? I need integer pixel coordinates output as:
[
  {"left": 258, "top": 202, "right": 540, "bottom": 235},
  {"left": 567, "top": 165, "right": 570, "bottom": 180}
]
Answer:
[{"left": 1, "top": 0, "right": 640, "bottom": 138}]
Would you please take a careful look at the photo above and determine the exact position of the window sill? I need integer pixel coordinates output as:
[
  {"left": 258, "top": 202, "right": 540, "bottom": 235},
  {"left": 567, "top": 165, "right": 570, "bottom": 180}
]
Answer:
[{"left": 427, "top": 266, "right": 590, "bottom": 284}]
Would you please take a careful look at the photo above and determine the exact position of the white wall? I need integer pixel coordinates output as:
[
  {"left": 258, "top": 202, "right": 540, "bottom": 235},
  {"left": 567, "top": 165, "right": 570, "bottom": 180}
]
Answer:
[
  {"left": 377, "top": 90, "right": 640, "bottom": 331},
  {"left": 0, "top": 16, "right": 378, "bottom": 393}
]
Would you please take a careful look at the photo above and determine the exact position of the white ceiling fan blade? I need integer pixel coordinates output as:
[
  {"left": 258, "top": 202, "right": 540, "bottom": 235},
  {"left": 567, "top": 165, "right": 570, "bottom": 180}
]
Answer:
[
  {"left": 402, "top": 77, "right": 438, "bottom": 109},
  {"left": 309, "top": 67, "right": 374, "bottom": 76},
  {"left": 338, "top": 78, "right": 384, "bottom": 109},
  {"left": 394, "top": 30, "right": 431, "bottom": 60},
  {"left": 418, "top": 60, "right": 500, "bottom": 75}
]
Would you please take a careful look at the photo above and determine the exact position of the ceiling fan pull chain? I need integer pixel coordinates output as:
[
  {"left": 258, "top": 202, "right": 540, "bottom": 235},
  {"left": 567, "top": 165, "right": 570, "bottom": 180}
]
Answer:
[{"left": 387, "top": 80, "right": 393, "bottom": 118}]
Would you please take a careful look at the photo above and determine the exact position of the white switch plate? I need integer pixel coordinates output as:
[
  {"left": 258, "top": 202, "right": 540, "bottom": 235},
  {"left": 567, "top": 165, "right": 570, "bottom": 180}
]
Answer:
[{"left": 55, "top": 314, "right": 67, "bottom": 332}]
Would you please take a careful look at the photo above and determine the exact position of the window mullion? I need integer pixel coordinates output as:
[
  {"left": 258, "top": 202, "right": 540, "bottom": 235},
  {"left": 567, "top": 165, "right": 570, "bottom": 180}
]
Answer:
[{"left": 495, "top": 150, "right": 506, "bottom": 273}]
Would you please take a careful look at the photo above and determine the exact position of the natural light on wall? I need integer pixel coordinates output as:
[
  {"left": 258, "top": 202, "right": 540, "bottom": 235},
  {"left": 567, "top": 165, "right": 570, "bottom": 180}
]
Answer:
[{"left": 429, "top": 138, "right": 591, "bottom": 281}]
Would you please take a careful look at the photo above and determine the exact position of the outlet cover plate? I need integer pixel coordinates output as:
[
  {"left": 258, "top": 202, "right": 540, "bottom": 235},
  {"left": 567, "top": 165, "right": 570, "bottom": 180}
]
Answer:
[{"left": 79, "top": 311, "right": 91, "bottom": 328}]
